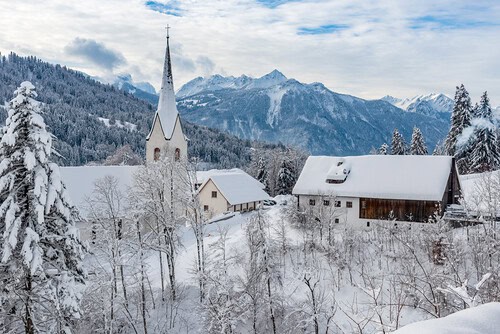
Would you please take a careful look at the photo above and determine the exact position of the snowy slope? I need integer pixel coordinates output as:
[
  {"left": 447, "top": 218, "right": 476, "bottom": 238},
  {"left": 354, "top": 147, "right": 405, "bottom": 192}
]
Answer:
[
  {"left": 382, "top": 93, "right": 453, "bottom": 120},
  {"left": 392, "top": 302, "right": 500, "bottom": 334}
]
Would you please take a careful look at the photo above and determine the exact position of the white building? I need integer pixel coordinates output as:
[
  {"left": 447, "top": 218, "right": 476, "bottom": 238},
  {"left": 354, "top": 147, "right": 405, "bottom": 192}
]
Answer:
[
  {"left": 196, "top": 169, "right": 269, "bottom": 217},
  {"left": 293, "top": 155, "right": 461, "bottom": 228}
]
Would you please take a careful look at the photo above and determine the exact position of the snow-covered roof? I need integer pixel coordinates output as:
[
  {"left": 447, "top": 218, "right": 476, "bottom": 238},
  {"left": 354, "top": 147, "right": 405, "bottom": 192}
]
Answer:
[
  {"left": 147, "top": 36, "right": 179, "bottom": 140},
  {"left": 199, "top": 170, "right": 269, "bottom": 205},
  {"left": 293, "top": 155, "right": 454, "bottom": 201},
  {"left": 60, "top": 166, "right": 139, "bottom": 215},
  {"left": 195, "top": 168, "right": 248, "bottom": 185},
  {"left": 393, "top": 302, "right": 500, "bottom": 334}
]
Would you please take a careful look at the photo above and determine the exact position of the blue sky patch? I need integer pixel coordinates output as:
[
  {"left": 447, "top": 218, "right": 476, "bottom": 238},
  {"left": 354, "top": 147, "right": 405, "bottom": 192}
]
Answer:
[
  {"left": 409, "top": 15, "right": 497, "bottom": 30},
  {"left": 256, "top": 0, "right": 300, "bottom": 9},
  {"left": 298, "top": 24, "right": 349, "bottom": 35},
  {"left": 145, "top": 1, "right": 182, "bottom": 17}
]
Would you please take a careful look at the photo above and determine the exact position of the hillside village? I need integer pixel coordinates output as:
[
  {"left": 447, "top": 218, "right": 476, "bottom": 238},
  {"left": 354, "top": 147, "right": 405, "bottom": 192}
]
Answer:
[{"left": 1, "top": 32, "right": 500, "bottom": 334}]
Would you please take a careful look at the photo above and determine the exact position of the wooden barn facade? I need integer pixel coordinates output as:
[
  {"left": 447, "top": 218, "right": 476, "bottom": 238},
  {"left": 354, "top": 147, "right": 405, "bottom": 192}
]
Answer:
[{"left": 293, "top": 155, "right": 461, "bottom": 227}]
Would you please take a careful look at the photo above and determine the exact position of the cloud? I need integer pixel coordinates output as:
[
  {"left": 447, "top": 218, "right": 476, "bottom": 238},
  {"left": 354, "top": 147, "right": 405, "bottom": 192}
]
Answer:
[
  {"left": 1, "top": 0, "right": 499, "bottom": 105},
  {"left": 145, "top": 1, "right": 182, "bottom": 16},
  {"left": 65, "top": 38, "right": 126, "bottom": 70},
  {"left": 298, "top": 24, "right": 350, "bottom": 35},
  {"left": 196, "top": 56, "right": 215, "bottom": 76}
]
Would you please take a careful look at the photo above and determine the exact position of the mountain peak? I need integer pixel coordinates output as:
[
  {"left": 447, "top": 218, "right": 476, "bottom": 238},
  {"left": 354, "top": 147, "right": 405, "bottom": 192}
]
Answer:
[{"left": 260, "top": 69, "right": 287, "bottom": 80}]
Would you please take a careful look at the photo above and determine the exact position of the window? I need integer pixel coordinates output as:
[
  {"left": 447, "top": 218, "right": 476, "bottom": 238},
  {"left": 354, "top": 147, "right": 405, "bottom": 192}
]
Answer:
[
  {"left": 366, "top": 221, "right": 370, "bottom": 227},
  {"left": 326, "top": 179, "right": 345, "bottom": 184},
  {"left": 175, "top": 148, "right": 180, "bottom": 161},
  {"left": 154, "top": 147, "right": 160, "bottom": 161},
  {"left": 335, "top": 218, "right": 339, "bottom": 224},
  {"left": 361, "top": 200, "right": 367, "bottom": 209},
  {"left": 211, "top": 191, "right": 217, "bottom": 198},
  {"left": 323, "top": 200, "right": 330, "bottom": 206},
  {"left": 309, "top": 199, "right": 316, "bottom": 206},
  {"left": 204, "top": 205, "right": 209, "bottom": 212},
  {"left": 335, "top": 201, "right": 341, "bottom": 207},
  {"left": 346, "top": 201, "right": 353, "bottom": 208}
]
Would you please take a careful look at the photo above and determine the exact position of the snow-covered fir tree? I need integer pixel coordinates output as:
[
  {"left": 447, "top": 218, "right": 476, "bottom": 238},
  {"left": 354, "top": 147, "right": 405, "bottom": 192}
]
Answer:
[
  {"left": 256, "top": 156, "right": 270, "bottom": 193},
  {"left": 432, "top": 140, "right": 446, "bottom": 155},
  {"left": 378, "top": 143, "right": 389, "bottom": 155},
  {"left": 0, "top": 82, "right": 85, "bottom": 333},
  {"left": 276, "top": 157, "right": 295, "bottom": 195},
  {"left": 467, "top": 92, "right": 500, "bottom": 173},
  {"left": 391, "top": 129, "right": 406, "bottom": 155},
  {"left": 410, "top": 127, "right": 428, "bottom": 155},
  {"left": 444, "top": 84, "right": 472, "bottom": 156}
]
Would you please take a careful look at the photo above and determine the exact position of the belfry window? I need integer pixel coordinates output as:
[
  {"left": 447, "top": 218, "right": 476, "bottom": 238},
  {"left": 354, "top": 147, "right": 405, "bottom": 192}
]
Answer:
[{"left": 154, "top": 147, "right": 160, "bottom": 161}]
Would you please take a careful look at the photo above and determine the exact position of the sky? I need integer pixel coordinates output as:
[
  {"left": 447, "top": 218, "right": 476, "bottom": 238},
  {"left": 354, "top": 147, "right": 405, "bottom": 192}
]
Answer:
[{"left": 0, "top": 0, "right": 499, "bottom": 105}]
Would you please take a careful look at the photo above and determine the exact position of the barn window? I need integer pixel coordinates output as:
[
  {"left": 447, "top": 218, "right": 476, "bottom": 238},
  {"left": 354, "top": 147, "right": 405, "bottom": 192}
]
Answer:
[
  {"left": 309, "top": 199, "right": 316, "bottom": 206},
  {"left": 175, "top": 148, "right": 180, "bottom": 161},
  {"left": 346, "top": 201, "right": 353, "bottom": 208},
  {"left": 361, "top": 200, "right": 367, "bottom": 209},
  {"left": 203, "top": 205, "right": 209, "bottom": 211},
  {"left": 323, "top": 200, "right": 330, "bottom": 206},
  {"left": 335, "top": 201, "right": 341, "bottom": 207},
  {"left": 154, "top": 147, "right": 160, "bottom": 161},
  {"left": 212, "top": 191, "right": 217, "bottom": 198}
]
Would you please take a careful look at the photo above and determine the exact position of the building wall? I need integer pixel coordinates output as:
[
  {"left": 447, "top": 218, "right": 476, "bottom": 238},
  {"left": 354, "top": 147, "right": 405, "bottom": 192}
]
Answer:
[
  {"left": 297, "top": 194, "right": 438, "bottom": 228},
  {"left": 359, "top": 197, "right": 440, "bottom": 222},
  {"left": 198, "top": 179, "right": 230, "bottom": 217},
  {"left": 146, "top": 115, "right": 188, "bottom": 162},
  {"left": 297, "top": 194, "right": 363, "bottom": 227}
]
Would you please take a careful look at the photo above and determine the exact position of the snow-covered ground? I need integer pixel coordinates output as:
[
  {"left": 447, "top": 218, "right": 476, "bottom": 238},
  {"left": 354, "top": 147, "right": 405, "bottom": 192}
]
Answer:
[{"left": 392, "top": 302, "right": 500, "bottom": 334}]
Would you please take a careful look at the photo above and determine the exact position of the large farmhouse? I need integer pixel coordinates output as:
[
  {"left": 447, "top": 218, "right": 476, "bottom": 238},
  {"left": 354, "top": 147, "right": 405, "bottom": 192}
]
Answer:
[{"left": 293, "top": 155, "right": 461, "bottom": 227}]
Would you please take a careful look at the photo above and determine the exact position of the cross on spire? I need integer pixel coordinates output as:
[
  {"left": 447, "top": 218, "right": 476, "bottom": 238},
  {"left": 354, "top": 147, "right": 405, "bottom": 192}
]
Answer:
[{"left": 166, "top": 24, "right": 170, "bottom": 39}]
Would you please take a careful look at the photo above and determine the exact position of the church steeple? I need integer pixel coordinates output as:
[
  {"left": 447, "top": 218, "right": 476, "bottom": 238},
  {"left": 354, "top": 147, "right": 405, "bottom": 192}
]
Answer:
[
  {"left": 147, "top": 27, "right": 179, "bottom": 141},
  {"left": 145, "top": 28, "right": 188, "bottom": 162}
]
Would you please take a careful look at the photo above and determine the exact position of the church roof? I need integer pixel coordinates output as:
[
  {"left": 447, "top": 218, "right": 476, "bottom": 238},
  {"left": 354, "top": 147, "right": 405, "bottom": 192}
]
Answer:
[{"left": 147, "top": 33, "right": 179, "bottom": 140}]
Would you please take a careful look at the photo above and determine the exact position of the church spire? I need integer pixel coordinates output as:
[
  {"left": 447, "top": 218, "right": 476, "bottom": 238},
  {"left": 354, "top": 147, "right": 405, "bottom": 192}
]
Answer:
[{"left": 147, "top": 26, "right": 179, "bottom": 140}]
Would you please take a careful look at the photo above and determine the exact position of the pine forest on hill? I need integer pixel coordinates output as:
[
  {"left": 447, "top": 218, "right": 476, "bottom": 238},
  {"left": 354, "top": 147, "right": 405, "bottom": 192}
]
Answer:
[{"left": 0, "top": 53, "right": 286, "bottom": 168}]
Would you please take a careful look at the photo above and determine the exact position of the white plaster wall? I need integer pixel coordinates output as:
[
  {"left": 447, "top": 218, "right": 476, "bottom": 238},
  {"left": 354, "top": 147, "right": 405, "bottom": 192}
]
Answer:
[
  {"left": 297, "top": 194, "right": 419, "bottom": 229},
  {"left": 146, "top": 115, "right": 188, "bottom": 162},
  {"left": 198, "top": 179, "right": 230, "bottom": 217}
]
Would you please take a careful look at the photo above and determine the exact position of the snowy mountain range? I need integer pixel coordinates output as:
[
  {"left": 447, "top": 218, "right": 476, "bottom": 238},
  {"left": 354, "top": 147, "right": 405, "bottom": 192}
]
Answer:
[
  {"left": 113, "top": 74, "right": 159, "bottom": 105},
  {"left": 174, "top": 70, "right": 451, "bottom": 155},
  {"left": 381, "top": 93, "right": 454, "bottom": 121}
]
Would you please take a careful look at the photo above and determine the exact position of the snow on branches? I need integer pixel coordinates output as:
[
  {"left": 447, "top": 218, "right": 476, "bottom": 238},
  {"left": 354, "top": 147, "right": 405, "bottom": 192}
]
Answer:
[{"left": 0, "top": 82, "right": 85, "bottom": 333}]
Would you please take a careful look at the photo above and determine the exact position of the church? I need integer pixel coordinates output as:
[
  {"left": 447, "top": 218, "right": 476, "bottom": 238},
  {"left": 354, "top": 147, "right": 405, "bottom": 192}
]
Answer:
[{"left": 59, "top": 33, "right": 269, "bottom": 235}]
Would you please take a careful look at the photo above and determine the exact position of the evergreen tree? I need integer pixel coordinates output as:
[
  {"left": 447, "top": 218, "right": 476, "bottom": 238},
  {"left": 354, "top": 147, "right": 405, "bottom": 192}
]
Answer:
[
  {"left": 432, "top": 140, "right": 446, "bottom": 155},
  {"left": 391, "top": 129, "right": 406, "bottom": 155},
  {"left": 256, "top": 156, "right": 270, "bottom": 193},
  {"left": 410, "top": 127, "right": 428, "bottom": 155},
  {"left": 468, "top": 92, "right": 500, "bottom": 173},
  {"left": 378, "top": 143, "right": 389, "bottom": 155},
  {"left": 444, "top": 84, "right": 472, "bottom": 156},
  {"left": 0, "top": 82, "right": 85, "bottom": 333},
  {"left": 276, "top": 158, "right": 295, "bottom": 195}
]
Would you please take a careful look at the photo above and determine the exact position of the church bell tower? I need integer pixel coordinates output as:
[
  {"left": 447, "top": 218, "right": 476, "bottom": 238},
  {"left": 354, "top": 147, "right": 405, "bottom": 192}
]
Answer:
[{"left": 146, "top": 29, "right": 188, "bottom": 162}]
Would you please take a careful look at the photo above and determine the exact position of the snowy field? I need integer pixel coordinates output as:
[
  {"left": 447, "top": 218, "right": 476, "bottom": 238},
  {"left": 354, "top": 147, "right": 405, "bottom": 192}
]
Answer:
[{"left": 76, "top": 194, "right": 500, "bottom": 333}]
